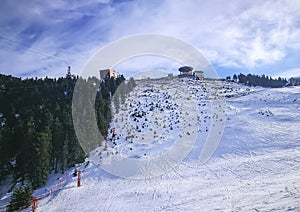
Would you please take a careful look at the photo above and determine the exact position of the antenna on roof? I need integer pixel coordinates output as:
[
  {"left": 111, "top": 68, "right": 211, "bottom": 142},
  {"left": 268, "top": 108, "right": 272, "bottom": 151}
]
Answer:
[{"left": 66, "top": 66, "right": 71, "bottom": 78}]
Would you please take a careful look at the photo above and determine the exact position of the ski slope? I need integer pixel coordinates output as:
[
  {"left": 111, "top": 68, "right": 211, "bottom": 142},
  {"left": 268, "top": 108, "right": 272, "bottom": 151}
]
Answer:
[{"left": 10, "top": 78, "right": 300, "bottom": 211}]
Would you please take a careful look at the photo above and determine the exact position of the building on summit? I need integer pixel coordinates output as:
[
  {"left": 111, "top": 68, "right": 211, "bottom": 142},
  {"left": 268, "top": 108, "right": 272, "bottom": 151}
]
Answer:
[
  {"left": 178, "top": 66, "right": 204, "bottom": 80},
  {"left": 194, "top": 70, "right": 204, "bottom": 80},
  {"left": 99, "top": 69, "right": 118, "bottom": 80}
]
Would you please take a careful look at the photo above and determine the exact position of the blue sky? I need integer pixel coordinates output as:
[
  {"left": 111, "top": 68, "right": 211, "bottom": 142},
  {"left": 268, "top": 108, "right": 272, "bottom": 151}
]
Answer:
[{"left": 0, "top": 0, "right": 300, "bottom": 79}]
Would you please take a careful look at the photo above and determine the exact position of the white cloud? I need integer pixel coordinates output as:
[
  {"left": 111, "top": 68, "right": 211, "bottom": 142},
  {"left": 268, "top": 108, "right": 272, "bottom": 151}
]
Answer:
[
  {"left": 244, "top": 36, "right": 285, "bottom": 67},
  {"left": 0, "top": 0, "right": 300, "bottom": 78},
  {"left": 275, "top": 68, "right": 300, "bottom": 78},
  {"left": 114, "top": 55, "right": 181, "bottom": 77}
]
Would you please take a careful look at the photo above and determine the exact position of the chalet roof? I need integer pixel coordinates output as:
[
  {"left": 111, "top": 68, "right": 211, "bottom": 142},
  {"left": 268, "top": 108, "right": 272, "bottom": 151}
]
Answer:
[{"left": 178, "top": 66, "right": 193, "bottom": 72}]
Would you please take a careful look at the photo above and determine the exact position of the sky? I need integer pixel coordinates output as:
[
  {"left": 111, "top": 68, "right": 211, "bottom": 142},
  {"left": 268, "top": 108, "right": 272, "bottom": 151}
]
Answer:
[{"left": 0, "top": 0, "right": 300, "bottom": 79}]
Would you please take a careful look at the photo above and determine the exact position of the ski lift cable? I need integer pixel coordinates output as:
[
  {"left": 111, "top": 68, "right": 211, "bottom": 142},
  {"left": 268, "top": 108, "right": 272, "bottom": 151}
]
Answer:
[{"left": 0, "top": 35, "right": 83, "bottom": 68}]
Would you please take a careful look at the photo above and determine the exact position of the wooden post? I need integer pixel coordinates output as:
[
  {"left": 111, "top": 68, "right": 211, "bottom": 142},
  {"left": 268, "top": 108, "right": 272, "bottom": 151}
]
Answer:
[
  {"left": 104, "top": 137, "right": 108, "bottom": 150},
  {"left": 77, "top": 171, "right": 82, "bottom": 187},
  {"left": 112, "top": 128, "right": 116, "bottom": 137},
  {"left": 32, "top": 197, "right": 38, "bottom": 212}
]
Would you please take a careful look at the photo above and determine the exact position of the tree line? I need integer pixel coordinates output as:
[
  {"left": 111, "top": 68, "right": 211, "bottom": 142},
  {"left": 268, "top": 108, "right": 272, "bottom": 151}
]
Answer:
[
  {"left": 227, "top": 73, "right": 288, "bottom": 88},
  {"left": 0, "top": 72, "right": 135, "bottom": 191}
]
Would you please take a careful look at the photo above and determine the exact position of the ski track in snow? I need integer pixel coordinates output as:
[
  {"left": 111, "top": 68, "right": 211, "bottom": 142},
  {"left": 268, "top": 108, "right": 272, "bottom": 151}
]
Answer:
[{"left": 5, "top": 78, "right": 300, "bottom": 212}]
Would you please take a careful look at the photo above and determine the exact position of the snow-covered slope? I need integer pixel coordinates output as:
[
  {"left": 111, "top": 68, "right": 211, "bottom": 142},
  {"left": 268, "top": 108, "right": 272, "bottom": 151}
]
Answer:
[{"left": 12, "top": 79, "right": 300, "bottom": 211}]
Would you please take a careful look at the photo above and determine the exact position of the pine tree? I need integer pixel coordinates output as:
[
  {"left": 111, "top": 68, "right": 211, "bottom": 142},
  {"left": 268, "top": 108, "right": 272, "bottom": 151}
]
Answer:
[
  {"left": 14, "top": 117, "right": 35, "bottom": 184},
  {"left": 0, "top": 128, "right": 6, "bottom": 184},
  {"left": 233, "top": 74, "right": 237, "bottom": 81},
  {"left": 128, "top": 77, "right": 136, "bottom": 89},
  {"left": 51, "top": 117, "right": 64, "bottom": 173},
  {"left": 236, "top": 73, "right": 286, "bottom": 88},
  {"left": 30, "top": 127, "right": 52, "bottom": 188},
  {"left": 113, "top": 90, "right": 121, "bottom": 113},
  {"left": 8, "top": 185, "right": 32, "bottom": 212},
  {"left": 61, "top": 130, "right": 69, "bottom": 174}
]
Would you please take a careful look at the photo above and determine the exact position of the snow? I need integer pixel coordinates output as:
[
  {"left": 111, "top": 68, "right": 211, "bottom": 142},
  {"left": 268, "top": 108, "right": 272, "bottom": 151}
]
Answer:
[
  {"left": 0, "top": 179, "right": 13, "bottom": 211},
  {"left": 34, "top": 149, "right": 300, "bottom": 211},
  {"left": 2, "top": 79, "right": 300, "bottom": 211}
]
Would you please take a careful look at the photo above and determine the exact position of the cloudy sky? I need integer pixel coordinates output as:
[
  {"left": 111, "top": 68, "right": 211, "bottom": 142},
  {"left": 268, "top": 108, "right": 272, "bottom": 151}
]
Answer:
[{"left": 0, "top": 0, "right": 300, "bottom": 79}]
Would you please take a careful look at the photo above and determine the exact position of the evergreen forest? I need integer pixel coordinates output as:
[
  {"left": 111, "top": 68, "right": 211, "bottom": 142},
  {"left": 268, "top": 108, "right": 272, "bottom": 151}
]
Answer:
[{"left": 0, "top": 72, "right": 135, "bottom": 190}]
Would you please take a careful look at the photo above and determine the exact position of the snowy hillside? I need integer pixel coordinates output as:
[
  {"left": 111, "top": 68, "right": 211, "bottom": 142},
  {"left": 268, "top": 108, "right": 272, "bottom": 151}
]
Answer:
[{"left": 5, "top": 78, "right": 300, "bottom": 211}]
